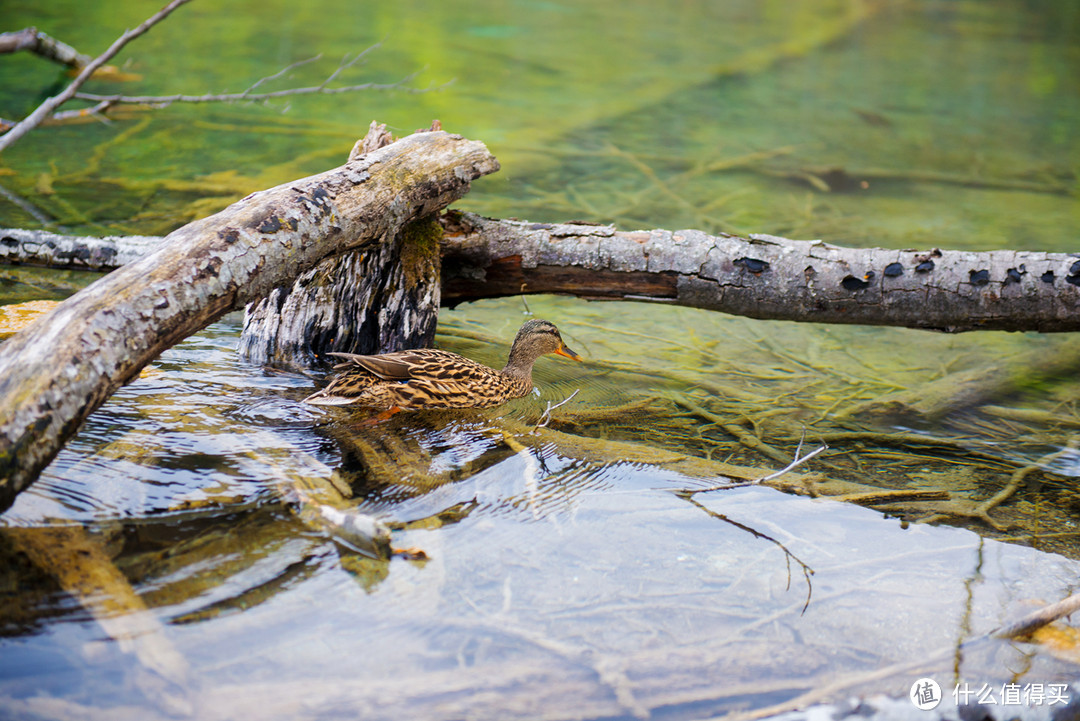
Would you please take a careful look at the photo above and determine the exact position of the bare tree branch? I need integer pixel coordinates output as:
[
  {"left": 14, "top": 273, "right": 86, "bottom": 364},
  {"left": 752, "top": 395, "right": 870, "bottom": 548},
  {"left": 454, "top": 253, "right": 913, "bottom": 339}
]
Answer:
[
  {"left": 0, "top": 27, "right": 93, "bottom": 69},
  {"left": 242, "top": 54, "right": 324, "bottom": 95},
  {"left": 72, "top": 70, "right": 431, "bottom": 107},
  {"left": 0, "top": 0, "right": 193, "bottom": 154},
  {"left": 68, "top": 43, "right": 438, "bottom": 111}
]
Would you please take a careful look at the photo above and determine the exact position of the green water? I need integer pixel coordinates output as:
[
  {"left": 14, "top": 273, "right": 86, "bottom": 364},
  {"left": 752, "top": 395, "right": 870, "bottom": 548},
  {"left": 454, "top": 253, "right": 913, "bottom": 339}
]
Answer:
[{"left": 1, "top": 0, "right": 1080, "bottom": 719}]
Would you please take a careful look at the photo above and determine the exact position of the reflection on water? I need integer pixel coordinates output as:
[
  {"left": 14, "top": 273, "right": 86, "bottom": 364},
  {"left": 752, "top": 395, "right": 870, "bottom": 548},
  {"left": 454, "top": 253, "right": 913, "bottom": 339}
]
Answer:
[
  {"left": 1, "top": 0, "right": 1079, "bottom": 717},
  {"left": 2, "top": 297, "right": 1080, "bottom": 719}
]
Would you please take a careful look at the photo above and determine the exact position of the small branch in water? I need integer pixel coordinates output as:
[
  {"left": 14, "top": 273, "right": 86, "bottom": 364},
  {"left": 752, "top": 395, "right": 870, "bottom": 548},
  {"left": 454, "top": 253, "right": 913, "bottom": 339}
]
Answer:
[
  {"left": 0, "top": 184, "right": 56, "bottom": 226},
  {"left": 693, "top": 430, "right": 829, "bottom": 492},
  {"left": 680, "top": 492, "right": 816, "bottom": 614},
  {"left": 991, "top": 590, "right": 1080, "bottom": 641},
  {"left": 536, "top": 389, "right": 580, "bottom": 429},
  {"left": 751, "top": 442, "right": 829, "bottom": 485},
  {"left": 0, "top": 27, "right": 93, "bottom": 69}
]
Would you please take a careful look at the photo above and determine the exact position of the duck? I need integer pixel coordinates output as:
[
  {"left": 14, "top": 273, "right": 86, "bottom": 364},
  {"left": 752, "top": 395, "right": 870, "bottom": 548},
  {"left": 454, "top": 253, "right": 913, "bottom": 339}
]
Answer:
[{"left": 302, "top": 319, "right": 582, "bottom": 419}]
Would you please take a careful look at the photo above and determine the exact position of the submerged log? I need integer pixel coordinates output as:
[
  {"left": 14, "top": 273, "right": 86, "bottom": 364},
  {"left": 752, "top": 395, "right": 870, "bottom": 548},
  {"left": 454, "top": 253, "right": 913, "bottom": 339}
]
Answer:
[
  {"left": 3, "top": 524, "right": 192, "bottom": 713},
  {"left": 0, "top": 129, "right": 499, "bottom": 512}
]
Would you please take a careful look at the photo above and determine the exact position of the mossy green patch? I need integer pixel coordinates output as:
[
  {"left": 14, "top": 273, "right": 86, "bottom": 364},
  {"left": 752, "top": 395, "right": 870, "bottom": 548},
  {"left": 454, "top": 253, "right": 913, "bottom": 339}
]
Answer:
[{"left": 397, "top": 215, "right": 442, "bottom": 290}]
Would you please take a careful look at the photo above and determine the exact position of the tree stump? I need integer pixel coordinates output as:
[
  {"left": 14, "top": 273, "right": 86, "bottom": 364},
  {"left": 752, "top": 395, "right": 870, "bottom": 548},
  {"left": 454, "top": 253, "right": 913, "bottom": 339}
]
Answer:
[{"left": 238, "top": 215, "right": 442, "bottom": 368}]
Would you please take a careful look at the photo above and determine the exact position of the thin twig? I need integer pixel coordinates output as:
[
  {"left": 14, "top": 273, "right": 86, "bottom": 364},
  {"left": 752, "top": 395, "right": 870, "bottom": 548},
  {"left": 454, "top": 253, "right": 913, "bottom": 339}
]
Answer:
[
  {"left": 243, "top": 54, "right": 323, "bottom": 95},
  {"left": 536, "top": 389, "right": 580, "bottom": 429},
  {"left": 690, "top": 433, "right": 828, "bottom": 493},
  {"left": 73, "top": 71, "right": 437, "bottom": 107},
  {"left": 0, "top": 0, "right": 193, "bottom": 153},
  {"left": 753, "top": 443, "right": 828, "bottom": 484},
  {"left": 319, "top": 44, "right": 382, "bottom": 89},
  {"left": 50, "top": 100, "right": 116, "bottom": 124}
]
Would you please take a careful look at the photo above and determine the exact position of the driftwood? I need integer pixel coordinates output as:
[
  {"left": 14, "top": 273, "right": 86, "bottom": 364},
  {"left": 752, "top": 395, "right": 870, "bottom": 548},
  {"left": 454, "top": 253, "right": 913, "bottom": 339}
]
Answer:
[
  {"left": 440, "top": 213, "right": 1080, "bottom": 333},
  {"left": 0, "top": 129, "right": 499, "bottom": 512},
  {"left": 12, "top": 212, "right": 1079, "bottom": 334},
  {"left": 0, "top": 227, "right": 161, "bottom": 269},
  {"left": 0, "top": 27, "right": 93, "bottom": 70},
  {"left": 237, "top": 217, "right": 442, "bottom": 367}
]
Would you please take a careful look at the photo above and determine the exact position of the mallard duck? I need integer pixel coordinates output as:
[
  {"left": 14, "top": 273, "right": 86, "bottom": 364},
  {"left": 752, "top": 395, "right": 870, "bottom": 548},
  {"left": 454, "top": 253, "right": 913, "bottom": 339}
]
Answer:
[{"left": 303, "top": 319, "right": 582, "bottom": 418}]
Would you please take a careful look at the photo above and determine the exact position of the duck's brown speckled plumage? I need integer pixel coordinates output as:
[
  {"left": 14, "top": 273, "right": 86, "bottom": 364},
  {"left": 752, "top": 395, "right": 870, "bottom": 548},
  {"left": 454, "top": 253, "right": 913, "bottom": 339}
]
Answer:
[{"left": 302, "top": 319, "right": 581, "bottom": 411}]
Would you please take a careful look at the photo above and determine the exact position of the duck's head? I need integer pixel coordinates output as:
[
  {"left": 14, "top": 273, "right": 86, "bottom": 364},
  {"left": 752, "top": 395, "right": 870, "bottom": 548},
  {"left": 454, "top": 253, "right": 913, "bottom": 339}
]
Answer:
[{"left": 506, "top": 319, "right": 582, "bottom": 369}]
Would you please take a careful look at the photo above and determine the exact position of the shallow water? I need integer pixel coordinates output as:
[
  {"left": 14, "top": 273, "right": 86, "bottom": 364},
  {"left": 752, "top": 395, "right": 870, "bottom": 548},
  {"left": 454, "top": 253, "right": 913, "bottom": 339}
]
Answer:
[{"left": 1, "top": 0, "right": 1080, "bottom": 719}]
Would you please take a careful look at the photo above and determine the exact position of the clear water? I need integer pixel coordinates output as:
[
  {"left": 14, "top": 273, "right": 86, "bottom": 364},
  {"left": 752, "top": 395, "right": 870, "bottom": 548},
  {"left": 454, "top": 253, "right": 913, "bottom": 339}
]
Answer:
[{"left": 1, "top": 1, "right": 1080, "bottom": 719}]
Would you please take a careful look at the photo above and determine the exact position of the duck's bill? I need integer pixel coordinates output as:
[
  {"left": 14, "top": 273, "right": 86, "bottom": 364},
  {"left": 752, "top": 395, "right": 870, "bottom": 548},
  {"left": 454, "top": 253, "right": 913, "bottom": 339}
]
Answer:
[{"left": 555, "top": 345, "right": 583, "bottom": 361}]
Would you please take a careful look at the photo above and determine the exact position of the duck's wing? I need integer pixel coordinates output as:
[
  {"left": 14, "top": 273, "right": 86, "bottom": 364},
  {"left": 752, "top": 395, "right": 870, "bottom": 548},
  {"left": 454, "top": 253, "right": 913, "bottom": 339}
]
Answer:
[{"left": 326, "top": 349, "right": 474, "bottom": 381}]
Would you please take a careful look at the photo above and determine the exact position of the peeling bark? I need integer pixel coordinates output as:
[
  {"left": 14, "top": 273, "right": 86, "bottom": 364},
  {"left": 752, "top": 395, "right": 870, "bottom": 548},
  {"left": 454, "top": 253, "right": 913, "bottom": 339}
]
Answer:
[
  {"left": 440, "top": 213, "right": 1080, "bottom": 333},
  {"left": 238, "top": 215, "right": 442, "bottom": 368},
  {"left": 0, "top": 27, "right": 93, "bottom": 69},
  {"left": 0, "top": 130, "right": 499, "bottom": 511},
  {"left": 6, "top": 215, "right": 1079, "bottom": 333},
  {"left": 0, "top": 227, "right": 159, "bottom": 269},
  {"left": 238, "top": 122, "right": 444, "bottom": 368}
]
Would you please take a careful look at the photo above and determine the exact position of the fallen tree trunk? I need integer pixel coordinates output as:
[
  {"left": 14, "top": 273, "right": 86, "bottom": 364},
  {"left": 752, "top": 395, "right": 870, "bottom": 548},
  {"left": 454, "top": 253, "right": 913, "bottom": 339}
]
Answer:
[
  {"left": 10, "top": 212, "right": 1079, "bottom": 333},
  {"left": 440, "top": 213, "right": 1080, "bottom": 333},
  {"left": 0, "top": 129, "right": 499, "bottom": 512}
]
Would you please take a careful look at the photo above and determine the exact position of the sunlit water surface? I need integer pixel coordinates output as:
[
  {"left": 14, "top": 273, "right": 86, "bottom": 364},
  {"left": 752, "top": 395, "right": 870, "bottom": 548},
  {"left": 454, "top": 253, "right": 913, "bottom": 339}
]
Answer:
[{"left": 1, "top": 0, "right": 1080, "bottom": 718}]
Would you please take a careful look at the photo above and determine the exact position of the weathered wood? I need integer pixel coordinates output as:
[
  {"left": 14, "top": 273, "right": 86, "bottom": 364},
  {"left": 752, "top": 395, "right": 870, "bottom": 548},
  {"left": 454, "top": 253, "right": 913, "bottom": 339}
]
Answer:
[
  {"left": 0, "top": 227, "right": 159, "bottom": 269},
  {"left": 238, "top": 122, "right": 443, "bottom": 367},
  {"left": 440, "top": 213, "right": 1080, "bottom": 333},
  {"left": 0, "top": 130, "right": 499, "bottom": 512},
  {"left": 7, "top": 214, "right": 1080, "bottom": 333},
  {"left": 0, "top": 27, "right": 93, "bottom": 69},
  {"left": 238, "top": 214, "right": 442, "bottom": 368}
]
